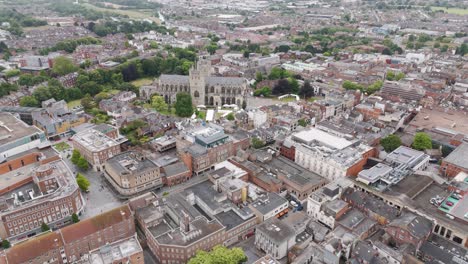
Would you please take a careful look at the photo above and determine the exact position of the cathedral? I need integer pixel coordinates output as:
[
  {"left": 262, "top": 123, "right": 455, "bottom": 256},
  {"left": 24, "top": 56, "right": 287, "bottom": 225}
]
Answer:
[{"left": 140, "top": 58, "right": 248, "bottom": 108}]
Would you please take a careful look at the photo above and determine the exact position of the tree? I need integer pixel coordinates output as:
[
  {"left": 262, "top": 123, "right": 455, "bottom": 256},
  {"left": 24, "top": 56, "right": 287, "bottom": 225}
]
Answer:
[
  {"left": 226, "top": 112, "right": 235, "bottom": 121},
  {"left": 251, "top": 137, "right": 265, "bottom": 149},
  {"left": 52, "top": 56, "right": 78, "bottom": 76},
  {"left": 76, "top": 173, "right": 90, "bottom": 191},
  {"left": 272, "top": 79, "right": 292, "bottom": 95},
  {"left": 76, "top": 157, "right": 89, "bottom": 170},
  {"left": 41, "top": 222, "right": 50, "bottom": 232},
  {"left": 1, "top": 239, "right": 10, "bottom": 249},
  {"left": 412, "top": 132, "right": 432, "bottom": 151},
  {"left": 188, "top": 246, "right": 247, "bottom": 264},
  {"left": 19, "top": 96, "right": 40, "bottom": 107},
  {"left": 175, "top": 92, "right": 193, "bottom": 117},
  {"left": 288, "top": 77, "right": 300, "bottom": 94},
  {"left": 152, "top": 95, "right": 168, "bottom": 112},
  {"left": 342, "top": 80, "right": 364, "bottom": 91},
  {"left": 254, "top": 86, "right": 271, "bottom": 97},
  {"left": 72, "top": 213, "right": 80, "bottom": 223},
  {"left": 71, "top": 149, "right": 81, "bottom": 164},
  {"left": 381, "top": 134, "right": 402, "bottom": 152},
  {"left": 366, "top": 80, "right": 383, "bottom": 94},
  {"left": 255, "top": 72, "right": 263, "bottom": 83},
  {"left": 299, "top": 80, "right": 314, "bottom": 98},
  {"left": 298, "top": 119, "right": 307, "bottom": 127}
]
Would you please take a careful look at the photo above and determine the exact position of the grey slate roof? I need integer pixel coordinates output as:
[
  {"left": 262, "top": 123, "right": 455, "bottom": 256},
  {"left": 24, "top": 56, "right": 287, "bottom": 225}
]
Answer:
[
  {"left": 389, "top": 212, "right": 432, "bottom": 239},
  {"left": 159, "top": 74, "right": 190, "bottom": 84},
  {"left": 444, "top": 143, "right": 468, "bottom": 170},
  {"left": 206, "top": 76, "right": 245, "bottom": 86}
]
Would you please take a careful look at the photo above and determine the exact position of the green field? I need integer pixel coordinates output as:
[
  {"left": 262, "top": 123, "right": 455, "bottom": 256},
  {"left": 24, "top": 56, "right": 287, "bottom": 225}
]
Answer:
[
  {"left": 431, "top": 7, "right": 468, "bottom": 15},
  {"left": 54, "top": 142, "right": 70, "bottom": 151},
  {"left": 81, "top": 3, "right": 160, "bottom": 23},
  {"left": 67, "top": 99, "right": 82, "bottom": 108},
  {"left": 131, "top": 77, "right": 154, "bottom": 87}
]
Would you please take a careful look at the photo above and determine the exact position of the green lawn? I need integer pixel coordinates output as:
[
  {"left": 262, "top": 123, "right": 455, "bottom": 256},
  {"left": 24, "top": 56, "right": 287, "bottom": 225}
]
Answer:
[
  {"left": 131, "top": 78, "right": 154, "bottom": 87},
  {"left": 67, "top": 99, "right": 82, "bottom": 108},
  {"left": 54, "top": 142, "right": 70, "bottom": 152},
  {"left": 81, "top": 3, "right": 161, "bottom": 23},
  {"left": 431, "top": 7, "right": 468, "bottom": 15},
  {"left": 275, "top": 96, "right": 298, "bottom": 102}
]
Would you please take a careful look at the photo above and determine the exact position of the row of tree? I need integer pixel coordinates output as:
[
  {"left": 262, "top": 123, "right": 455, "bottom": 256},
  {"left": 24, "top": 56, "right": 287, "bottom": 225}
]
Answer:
[
  {"left": 380, "top": 132, "right": 432, "bottom": 153},
  {"left": 342, "top": 80, "right": 383, "bottom": 94}
]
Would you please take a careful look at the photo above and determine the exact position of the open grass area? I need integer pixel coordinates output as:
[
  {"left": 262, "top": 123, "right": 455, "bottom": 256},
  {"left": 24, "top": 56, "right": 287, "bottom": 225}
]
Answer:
[
  {"left": 131, "top": 78, "right": 154, "bottom": 87},
  {"left": 54, "top": 142, "right": 70, "bottom": 152},
  {"left": 67, "top": 99, "right": 82, "bottom": 108},
  {"left": 279, "top": 97, "right": 298, "bottom": 102},
  {"left": 431, "top": 7, "right": 468, "bottom": 15},
  {"left": 81, "top": 3, "right": 160, "bottom": 23}
]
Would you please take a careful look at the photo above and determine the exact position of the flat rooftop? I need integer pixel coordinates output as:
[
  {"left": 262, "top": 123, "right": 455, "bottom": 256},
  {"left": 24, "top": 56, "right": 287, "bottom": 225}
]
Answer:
[
  {"left": 385, "top": 146, "right": 428, "bottom": 168},
  {"left": 106, "top": 151, "right": 157, "bottom": 175},
  {"left": 89, "top": 236, "right": 142, "bottom": 264},
  {"left": 250, "top": 192, "right": 288, "bottom": 215},
  {"left": 292, "top": 127, "right": 353, "bottom": 150},
  {"left": 72, "top": 128, "right": 119, "bottom": 152},
  {"left": 257, "top": 218, "right": 296, "bottom": 243},
  {"left": 0, "top": 112, "right": 43, "bottom": 146},
  {"left": 265, "top": 156, "right": 326, "bottom": 187}
]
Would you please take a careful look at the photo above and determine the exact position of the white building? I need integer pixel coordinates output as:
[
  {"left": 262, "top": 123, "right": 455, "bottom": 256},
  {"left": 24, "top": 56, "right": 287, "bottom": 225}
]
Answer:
[
  {"left": 307, "top": 180, "right": 353, "bottom": 229},
  {"left": 292, "top": 128, "right": 373, "bottom": 181},
  {"left": 255, "top": 218, "right": 296, "bottom": 260},
  {"left": 248, "top": 109, "right": 268, "bottom": 129}
]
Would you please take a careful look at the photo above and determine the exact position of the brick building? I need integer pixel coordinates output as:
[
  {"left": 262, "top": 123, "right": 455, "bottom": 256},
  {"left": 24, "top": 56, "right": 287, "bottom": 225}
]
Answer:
[
  {"left": 135, "top": 180, "right": 256, "bottom": 264},
  {"left": 104, "top": 151, "right": 163, "bottom": 196},
  {"left": 384, "top": 211, "right": 432, "bottom": 248},
  {"left": 3, "top": 205, "right": 136, "bottom": 263},
  {"left": 0, "top": 148, "right": 84, "bottom": 241},
  {"left": 71, "top": 125, "right": 122, "bottom": 171},
  {"left": 440, "top": 143, "right": 468, "bottom": 178}
]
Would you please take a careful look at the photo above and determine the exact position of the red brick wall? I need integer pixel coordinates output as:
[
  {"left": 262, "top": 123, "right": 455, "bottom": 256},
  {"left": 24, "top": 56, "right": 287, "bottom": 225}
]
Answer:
[
  {"left": 0, "top": 152, "right": 41, "bottom": 174},
  {"left": 280, "top": 145, "right": 295, "bottom": 161},
  {"left": 346, "top": 148, "right": 378, "bottom": 177},
  {"left": 440, "top": 161, "right": 467, "bottom": 178}
]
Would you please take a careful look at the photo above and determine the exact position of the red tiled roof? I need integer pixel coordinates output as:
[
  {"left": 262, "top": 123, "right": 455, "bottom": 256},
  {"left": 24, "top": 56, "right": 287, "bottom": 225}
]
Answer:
[
  {"left": 6, "top": 231, "right": 64, "bottom": 263},
  {"left": 60, "top": 205, "right": 132, "bottom": 243}
]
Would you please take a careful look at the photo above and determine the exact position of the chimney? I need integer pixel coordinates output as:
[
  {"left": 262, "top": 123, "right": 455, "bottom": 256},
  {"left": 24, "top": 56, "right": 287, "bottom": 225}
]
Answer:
[{"left": 180, "top": 210, "right": 190, "bottom": 233}]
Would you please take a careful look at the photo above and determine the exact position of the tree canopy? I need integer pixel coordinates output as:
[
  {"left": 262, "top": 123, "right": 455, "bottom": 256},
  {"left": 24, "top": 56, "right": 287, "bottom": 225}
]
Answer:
[
  {"left": 175, "top": 92, "right": 193, "bottom": 117},
  {"left": 412, "top": 132, "right": 432, "bottom": 151},
  {"left": 152, "top": 95, "right": 168, "bottom": 112},
  {"left": 381, "top": 134, "right": 402, "bottom": 152},
  {"left": 52, "top": 56, "right": 78, "bottom": 76},
  {"left": 76, "top": 173, "right": 90, "bottom": 192},
  {"left": 188, "top": 246, "right": 247, "bottom": 264}
]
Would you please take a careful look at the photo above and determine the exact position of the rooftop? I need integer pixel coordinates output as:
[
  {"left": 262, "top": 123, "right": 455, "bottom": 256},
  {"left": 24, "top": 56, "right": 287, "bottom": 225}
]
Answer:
[
  {"left": 105, "top": 151, "right": 158, "bottom": 176},
  {"left": 250, "top": 192, "right": 288, "bottom": 215},
  {"left": 89, "top": 235, "right": 142, "bottom": 264},
  {"left": 257, "top": 218, "right": 296, "bottom": 243},
  {"left": 385, "top": 146, "right": 429, "bottom": 169},
  {"left": 292, "top": 127, "right": 353, "bottom": 150},
  {"left": 72, "top": 127, "right": 120, "bottom": 152},
  {"left": 0, "top": 112, "right": 43, "bottom": 147},
  {"left": 444, "top": 143, "right": 468, "bottom": 170}
]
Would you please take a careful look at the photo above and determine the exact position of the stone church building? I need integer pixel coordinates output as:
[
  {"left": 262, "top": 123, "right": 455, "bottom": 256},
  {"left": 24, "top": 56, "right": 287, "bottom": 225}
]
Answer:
[{"left": 141, "top": 59, "right": 248, "bottom": 107}]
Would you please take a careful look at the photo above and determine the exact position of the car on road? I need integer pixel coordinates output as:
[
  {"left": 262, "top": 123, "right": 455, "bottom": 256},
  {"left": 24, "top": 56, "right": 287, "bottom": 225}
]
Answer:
[{"left": 446, "top": 201, "right": 454, "bottom": 206}]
